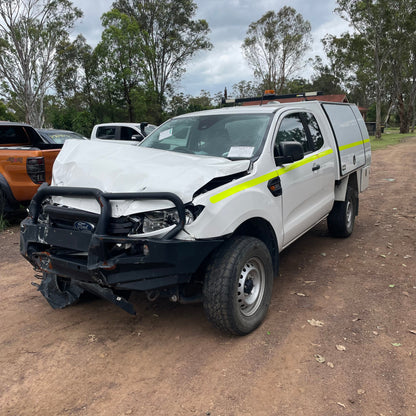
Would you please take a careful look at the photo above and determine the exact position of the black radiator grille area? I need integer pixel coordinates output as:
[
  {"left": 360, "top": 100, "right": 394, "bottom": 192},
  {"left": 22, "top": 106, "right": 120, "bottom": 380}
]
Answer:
[{"left": 43, "top": 205, "right": 136, "bottom": 235}]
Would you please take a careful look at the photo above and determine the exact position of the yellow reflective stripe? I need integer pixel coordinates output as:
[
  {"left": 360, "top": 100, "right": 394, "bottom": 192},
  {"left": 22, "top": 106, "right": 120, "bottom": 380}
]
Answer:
[
  {"left": 339, "top": 139, "right": 369, "bottom": 151},
  {"left": 210, "top": 148, "right": 334, "bottom": 204},
  {"left": 317, "top": 148, "right": 334, "bottom": 158},
  {"left": 209, "top": 170, "right": 278, "bottom": 204}
]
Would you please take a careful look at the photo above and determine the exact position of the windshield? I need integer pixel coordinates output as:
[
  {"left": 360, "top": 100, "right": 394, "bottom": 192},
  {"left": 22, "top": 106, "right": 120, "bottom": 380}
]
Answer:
[
  {"left": 39, "top": 130, "right": 86, "bottom": 144},
  {"left": 143, "top": 124, "right": 156, "bottom": 136},
  {"left": 140, "top": 113, "right": 273, "bottom": 159}
]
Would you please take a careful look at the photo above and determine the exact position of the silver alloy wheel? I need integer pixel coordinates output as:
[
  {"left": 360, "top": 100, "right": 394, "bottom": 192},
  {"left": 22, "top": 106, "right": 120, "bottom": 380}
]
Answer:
[{"left": 237, "top": 257, "right": 266, "bottom": 316}]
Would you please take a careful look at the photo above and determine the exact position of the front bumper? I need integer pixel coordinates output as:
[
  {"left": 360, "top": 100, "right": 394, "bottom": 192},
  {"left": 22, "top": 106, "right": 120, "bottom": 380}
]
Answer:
[{"left": 20, "top": 185, "right": 223, "bottom": 292}]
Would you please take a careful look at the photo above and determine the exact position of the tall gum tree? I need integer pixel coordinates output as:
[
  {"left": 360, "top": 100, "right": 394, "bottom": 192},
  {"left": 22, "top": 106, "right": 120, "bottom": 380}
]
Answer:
[
  {"left": 387, "top": 1, "right": 416, "bottom": 133},
  {"left": 96, "top": 9, "right": 144, "bottom": 122},
  {"left": 112, "top": 0, "right": 212, "bottom": 121},
  {"left": 335, "top": 0, "right": 416, "bottom": 136},
  {"left": 0, "top": 0, "right": 82, "bottom": 127},
  {"left": 242, "top": 7, "right": 311, "bottom": 94},
  {"left": 335, "top": 0, "right": 392, "bottom": 138}
]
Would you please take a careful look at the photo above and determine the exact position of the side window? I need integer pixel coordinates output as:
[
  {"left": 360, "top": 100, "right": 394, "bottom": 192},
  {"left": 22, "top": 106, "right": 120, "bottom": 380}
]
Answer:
[
  {"left": 96, "top": 126, "right": 116, "bottom": 139},
  {"left": 120, "top": 127, "right": 138, "bottom": 140},
  {"left": 275, "top": 113, "right": 310, "bottom": 154},
  {"left": 304, "top": 112, "right": 324, "bottom": 151},
  {"left": 0, "top": 126, "right": 30, "bottom": 145}
]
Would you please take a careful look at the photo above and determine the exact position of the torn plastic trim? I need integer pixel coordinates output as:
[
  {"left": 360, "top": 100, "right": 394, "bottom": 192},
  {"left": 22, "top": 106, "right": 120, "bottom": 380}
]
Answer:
[
  {"left": 76, "top": 280, "right": 136, "bottom": 315},
  {"left": 37, "top": 272, "right": 85, "bottom": 309},
  {"left": 37, "top": 272, "right": 135, "bottom": 314},
  {"left": 192, "top": 170, "right": 250, "bottom": 199}
]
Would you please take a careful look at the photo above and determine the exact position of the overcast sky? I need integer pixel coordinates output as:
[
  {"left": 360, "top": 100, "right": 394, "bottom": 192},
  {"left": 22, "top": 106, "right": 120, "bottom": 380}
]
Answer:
[{"left": 70, "top": 0, "right": 351, "bottom": 97}]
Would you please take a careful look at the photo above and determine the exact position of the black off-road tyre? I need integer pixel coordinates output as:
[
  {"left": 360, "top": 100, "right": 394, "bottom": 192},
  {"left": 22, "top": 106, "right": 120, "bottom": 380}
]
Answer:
[
  {"left": 327, "top": 186, "right": 358, "bottom": 238},
  {"left": 203, "top": 236, "right": 274, "bottom": 335},
  {"left": 0, "top": 188, "right": 6, "bottom": 219}
]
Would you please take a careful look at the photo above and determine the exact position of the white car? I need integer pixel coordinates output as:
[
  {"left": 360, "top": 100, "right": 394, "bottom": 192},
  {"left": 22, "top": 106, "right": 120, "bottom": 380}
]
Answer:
[
  {"left": 90, "top": 122, "right": 156, "bottom": 142},
  {"left": 21, "top": 101, "right": 371, "bottom": 335}
]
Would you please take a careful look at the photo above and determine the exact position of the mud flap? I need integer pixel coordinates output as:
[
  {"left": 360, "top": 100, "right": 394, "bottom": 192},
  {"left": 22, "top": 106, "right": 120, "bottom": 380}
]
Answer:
[{"left": 38, "top": 273, "right": 85, "bottom": 309}]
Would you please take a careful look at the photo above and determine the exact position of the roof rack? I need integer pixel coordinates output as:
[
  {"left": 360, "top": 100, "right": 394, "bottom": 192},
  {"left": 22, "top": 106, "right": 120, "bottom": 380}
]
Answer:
[{"left": 222, "top": 91, "right": 324, "bottom": 106}]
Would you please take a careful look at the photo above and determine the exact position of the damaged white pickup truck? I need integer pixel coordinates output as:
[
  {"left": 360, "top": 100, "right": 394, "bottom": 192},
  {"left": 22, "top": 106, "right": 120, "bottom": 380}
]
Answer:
[{"left": 21, "top": 101, "right": 371, "bottom": 335}]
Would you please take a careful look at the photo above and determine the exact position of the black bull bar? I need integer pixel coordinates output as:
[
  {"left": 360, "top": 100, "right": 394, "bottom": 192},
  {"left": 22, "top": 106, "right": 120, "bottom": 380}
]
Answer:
[
  {"left": 20, "top": 185, "right": 222, "bottom": 313},
  {"left": 29, "top": 185, "right": 187, "bottom": 239}
]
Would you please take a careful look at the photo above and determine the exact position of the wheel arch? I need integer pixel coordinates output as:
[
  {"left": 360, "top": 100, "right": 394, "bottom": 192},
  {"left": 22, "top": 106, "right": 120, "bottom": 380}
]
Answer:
[
  {"left": 0, "top": 173, "right": 19, "bottom": 213},
  {"left": 233, "top": 217, "right": 279, "bottom": 276},
  {"left": 335, "top": 172, "right": 358, "bottom": 199},
  {"left": 348, "top": 172, "right": 359, "bottom": 216}
]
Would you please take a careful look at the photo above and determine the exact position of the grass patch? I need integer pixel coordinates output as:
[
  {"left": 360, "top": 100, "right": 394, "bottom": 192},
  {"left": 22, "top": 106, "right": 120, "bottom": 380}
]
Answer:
[
  {"left": 370, "top": 128, "right": 416, "bottom": 151},
  {"left": 0, "top": 215, "right": 9, "bottom": 231},
  {"left": 0, "top": 206, "right": 25, "bottom": 232}
]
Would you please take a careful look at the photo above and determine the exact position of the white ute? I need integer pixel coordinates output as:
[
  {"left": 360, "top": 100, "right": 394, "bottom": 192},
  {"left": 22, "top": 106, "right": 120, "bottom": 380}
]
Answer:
[
  {"left": 21, "top": 101, "right": 371, "bottom": 335},
  {"left": 90, "top": 122, "right": 156, "bottom": 142}
]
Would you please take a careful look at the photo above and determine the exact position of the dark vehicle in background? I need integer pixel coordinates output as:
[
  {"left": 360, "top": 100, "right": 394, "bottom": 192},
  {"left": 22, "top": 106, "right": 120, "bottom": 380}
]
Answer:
[{"left": 37, "top": 129, "right": 87, "bottom": 144}]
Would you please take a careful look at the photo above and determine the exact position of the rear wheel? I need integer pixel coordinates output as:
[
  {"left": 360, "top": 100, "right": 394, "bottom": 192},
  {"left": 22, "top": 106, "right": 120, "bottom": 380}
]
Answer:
[
  {"left": 203, "top": 236, "right": 274, "bottom": 335},
  {"left": 0, "top": 189, "right": 7, "bottom": 219},
  {"left": 327, "top": 186, "right": 357, "bottom": 237}
]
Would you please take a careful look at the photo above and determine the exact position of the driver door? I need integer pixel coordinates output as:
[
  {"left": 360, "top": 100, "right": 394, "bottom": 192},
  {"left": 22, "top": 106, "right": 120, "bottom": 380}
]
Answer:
[{"left": 274, "top": 111, "right": 333, "bottom": 246}]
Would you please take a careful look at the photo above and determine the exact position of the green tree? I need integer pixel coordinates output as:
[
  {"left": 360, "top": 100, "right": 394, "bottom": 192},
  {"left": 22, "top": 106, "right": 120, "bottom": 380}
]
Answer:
[
  {"left": 187, "top": 89, "right": 213, "bottom": 112},
  {"left": 0, "top": 0, "right": 82, "bottom": 127},
  {"left": 167, "top": 90, "right": 215, "bottom": 116},
  {"left": 96, "top": 9, "right": 144, "bottom": 122},
  {"left": 280, "top": 77, "right": 313, "bottom": 95},
  {"left": 167, "top": 92, "right": 191, "bottom": 116},
  {"left": 55, "top": 35, "right": 93, "bottom": 100},
  {"left": 242, "top": 7, "right": 311, "bottom": 94},
  {"left": 112, "top": 0, "right": 212, "bottom": 121},
  {"left": 231, "top": 80, "right": 261, "bottom": 98},
  {"left": 52, "top": 35, "right": 100, "bottom": 134},
  {"left": 335, "top": 0, "right": 393, "bottom": 138},
  {"left": 310, "top": 57, "right": 344, "bottom": 95},
  {"left": 387, "top": 1, "right": 416, "bottom": 133},
  {"left": 332, "top": 0, "right": 416, "bottom": 135},
  {"left": 0, "top": 100, "right": 16, "bottom": 121},
  {"left": 321, "top": 33, "right": 376, "bottom": 107}
]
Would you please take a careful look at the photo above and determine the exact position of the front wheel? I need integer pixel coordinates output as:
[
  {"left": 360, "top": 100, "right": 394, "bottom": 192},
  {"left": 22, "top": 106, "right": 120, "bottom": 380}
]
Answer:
[
  {"left": 203, "top": 236, "right": 274, "bottom": 335},
  {"left": 327, "top": 186, "right": 358, "bottom": 238}
]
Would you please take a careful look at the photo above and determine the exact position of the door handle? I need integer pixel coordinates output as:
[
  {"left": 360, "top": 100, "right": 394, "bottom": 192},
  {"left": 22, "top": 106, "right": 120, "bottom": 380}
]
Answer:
[{"left": 312, "top": 164, "right": 321, "bottom": 171}]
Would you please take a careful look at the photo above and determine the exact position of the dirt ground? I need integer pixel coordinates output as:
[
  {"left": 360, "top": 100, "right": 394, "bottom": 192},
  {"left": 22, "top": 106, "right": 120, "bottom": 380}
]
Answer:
[{"left": 1, "top": 139, "right": 415, "bottom": 416}]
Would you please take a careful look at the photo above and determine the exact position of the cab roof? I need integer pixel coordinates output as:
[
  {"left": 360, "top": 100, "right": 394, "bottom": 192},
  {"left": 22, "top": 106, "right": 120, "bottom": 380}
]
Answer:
[{"left": 173, "top": 100, "right": 347, "bottom": 119}]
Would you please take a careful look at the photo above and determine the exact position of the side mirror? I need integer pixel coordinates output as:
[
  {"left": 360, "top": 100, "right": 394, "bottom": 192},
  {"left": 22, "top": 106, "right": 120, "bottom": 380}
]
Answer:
[
  {"left": 131, "top": 134, "right": 144, "bottom": 142},
  {"left": 275, "top": 141, "right": 304, "bottom": 165}
]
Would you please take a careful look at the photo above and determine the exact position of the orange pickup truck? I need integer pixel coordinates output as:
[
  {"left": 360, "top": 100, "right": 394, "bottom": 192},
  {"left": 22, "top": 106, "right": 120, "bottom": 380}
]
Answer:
[{"left": 0, "top": 122, "right": 62, "bottom": 215}]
